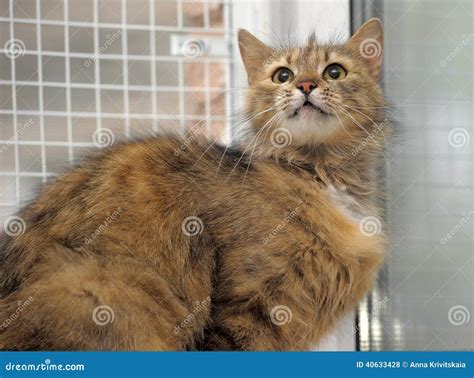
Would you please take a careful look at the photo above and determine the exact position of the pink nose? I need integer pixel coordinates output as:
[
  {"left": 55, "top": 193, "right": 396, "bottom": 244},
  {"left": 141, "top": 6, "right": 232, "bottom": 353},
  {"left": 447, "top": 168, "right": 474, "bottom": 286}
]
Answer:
[{"left": 297, "top": 81, "right": 316, "bottom": 94}]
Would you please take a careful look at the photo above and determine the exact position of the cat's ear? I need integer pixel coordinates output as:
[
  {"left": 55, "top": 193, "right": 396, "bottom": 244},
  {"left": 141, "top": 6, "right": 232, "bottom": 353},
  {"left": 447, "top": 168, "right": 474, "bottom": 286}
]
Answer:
[
  {"left": 348, "top": 18, "right": 384, "bottom": 80},
  {"left": 238, "top": 29, "right": 273, "bottom": 83}
]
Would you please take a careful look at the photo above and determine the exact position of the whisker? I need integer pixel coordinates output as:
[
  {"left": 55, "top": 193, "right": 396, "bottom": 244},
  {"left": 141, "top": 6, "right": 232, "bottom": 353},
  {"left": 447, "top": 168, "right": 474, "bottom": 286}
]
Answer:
[
  {"left": 223, "top": 111, "right": 281, "bottom": 184},
  {"left": 242, "top": 111, "right": 284, "bottom": 182},
  {"left": 335, "top": 106, "right": 391, "bottom": 164},
  {"left": 214, "top": 106, "right": 280, "bottom": 176},
  {"left": 189, "top": 106, "right": 279, "bottom": 171},
  {"left": 326, "top": 104, "right": 352, "bottom": 138},
  {"left": 339, "top": 103, "right": 389, "bottom": 146}
]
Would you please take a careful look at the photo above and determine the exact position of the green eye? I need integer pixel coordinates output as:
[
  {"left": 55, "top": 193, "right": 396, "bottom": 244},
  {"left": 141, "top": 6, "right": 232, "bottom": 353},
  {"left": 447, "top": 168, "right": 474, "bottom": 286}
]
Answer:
[
  {"left": 272, "top": 67, "right": 294, "bottom": 84},
  {"left": 323, "top": 64, "right": 347, "bottom": 80}
]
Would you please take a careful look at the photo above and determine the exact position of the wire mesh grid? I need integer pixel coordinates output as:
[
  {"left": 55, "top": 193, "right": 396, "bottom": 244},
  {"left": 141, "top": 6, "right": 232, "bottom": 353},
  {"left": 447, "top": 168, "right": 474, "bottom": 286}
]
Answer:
[{"left": 0, "top": 0, "right": 232, "bottom": 222}]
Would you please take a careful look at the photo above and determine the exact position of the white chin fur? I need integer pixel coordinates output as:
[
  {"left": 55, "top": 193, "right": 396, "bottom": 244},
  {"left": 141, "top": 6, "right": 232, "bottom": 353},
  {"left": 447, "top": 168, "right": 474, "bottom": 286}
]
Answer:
[{"left": 283, "top": 111, "right": 341, "bottom": 145}]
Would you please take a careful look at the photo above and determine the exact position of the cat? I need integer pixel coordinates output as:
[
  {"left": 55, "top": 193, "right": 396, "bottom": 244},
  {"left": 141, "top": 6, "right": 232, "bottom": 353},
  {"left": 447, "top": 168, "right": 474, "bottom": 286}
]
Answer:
[{"left": 0, "top": 18, "right": 388, "bottom": 351}]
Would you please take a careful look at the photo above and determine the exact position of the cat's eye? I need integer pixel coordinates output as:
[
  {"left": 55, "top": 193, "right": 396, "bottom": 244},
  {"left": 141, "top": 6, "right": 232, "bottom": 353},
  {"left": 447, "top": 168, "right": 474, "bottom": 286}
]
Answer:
[
  {"left": 272, "top": 67, "right": 294, "bottom": 84},
  {"left": 323, "top": 64, "right": 347, "bottom": 80}
]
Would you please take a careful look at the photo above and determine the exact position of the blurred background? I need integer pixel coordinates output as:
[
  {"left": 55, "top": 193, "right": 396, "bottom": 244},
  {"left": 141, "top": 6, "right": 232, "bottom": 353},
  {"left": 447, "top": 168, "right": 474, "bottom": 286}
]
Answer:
[{"left": 0, "top": 0, "right": 472, "bottom": 351}]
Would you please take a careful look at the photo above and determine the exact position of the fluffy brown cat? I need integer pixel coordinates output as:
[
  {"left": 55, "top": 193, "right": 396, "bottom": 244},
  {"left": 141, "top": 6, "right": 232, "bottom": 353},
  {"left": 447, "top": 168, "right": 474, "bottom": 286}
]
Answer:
[{"left": 0, "top": 19, "right": 388, "bottom": 351}]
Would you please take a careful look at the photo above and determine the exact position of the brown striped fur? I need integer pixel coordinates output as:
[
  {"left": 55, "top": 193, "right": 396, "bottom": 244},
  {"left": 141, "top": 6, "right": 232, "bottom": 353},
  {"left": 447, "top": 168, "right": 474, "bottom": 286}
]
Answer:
[{"left": 0, "top": 19, "right": 388, "bottom": 350}]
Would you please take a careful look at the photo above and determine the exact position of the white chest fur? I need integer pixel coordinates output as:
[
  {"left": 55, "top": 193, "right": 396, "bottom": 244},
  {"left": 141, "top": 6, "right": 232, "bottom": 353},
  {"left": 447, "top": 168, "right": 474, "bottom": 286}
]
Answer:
[{"left": 325, "top": 184, "right": 366, "bottom": 223}]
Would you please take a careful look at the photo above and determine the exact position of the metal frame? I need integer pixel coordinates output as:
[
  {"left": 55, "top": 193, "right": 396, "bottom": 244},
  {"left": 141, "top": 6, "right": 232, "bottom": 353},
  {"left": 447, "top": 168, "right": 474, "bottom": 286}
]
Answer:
[{"left": 350, "top": 0, "right": 389, "bottom": 351}]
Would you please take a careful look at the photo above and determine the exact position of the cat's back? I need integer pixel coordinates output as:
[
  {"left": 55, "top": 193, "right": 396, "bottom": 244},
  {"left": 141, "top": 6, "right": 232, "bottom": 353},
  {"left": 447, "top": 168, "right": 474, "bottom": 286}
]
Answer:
[
  {"left": 5, "top": 134, "right": 234, "bottom": 230},
  {"left": 0, "top": 134, "right": 256, "bottom": 294}
]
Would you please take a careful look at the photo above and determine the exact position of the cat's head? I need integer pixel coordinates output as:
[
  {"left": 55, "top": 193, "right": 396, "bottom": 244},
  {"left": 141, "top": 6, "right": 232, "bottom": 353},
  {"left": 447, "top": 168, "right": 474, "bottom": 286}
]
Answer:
[{"left": 238, "top": 19, "right": 386, "bottom": 149}]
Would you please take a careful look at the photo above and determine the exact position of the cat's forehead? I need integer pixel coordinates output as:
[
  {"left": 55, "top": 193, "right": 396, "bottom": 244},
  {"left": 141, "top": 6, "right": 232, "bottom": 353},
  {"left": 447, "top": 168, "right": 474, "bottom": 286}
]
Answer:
[{"left": 270, "top": 44, "right": 353, "bottom": 72}]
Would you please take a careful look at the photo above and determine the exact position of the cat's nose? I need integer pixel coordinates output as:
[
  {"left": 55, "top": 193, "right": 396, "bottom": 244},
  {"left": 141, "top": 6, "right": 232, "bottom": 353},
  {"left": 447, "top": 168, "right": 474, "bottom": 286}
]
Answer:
[{"left": 297, "top": 81, "right": 316, "bottom": 94}]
